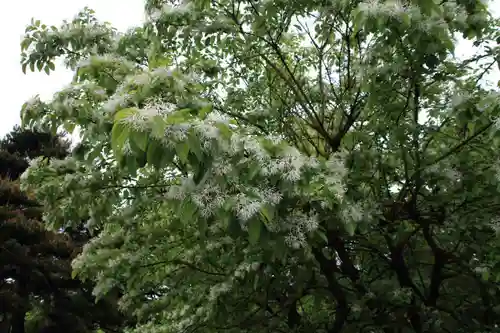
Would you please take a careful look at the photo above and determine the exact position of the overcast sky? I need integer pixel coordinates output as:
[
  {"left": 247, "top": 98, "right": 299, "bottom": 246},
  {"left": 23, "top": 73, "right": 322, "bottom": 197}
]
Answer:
[
  {"left": 0, "top": 0, "right": 145, "bottom": 136},
  {"left": 0, "top": 1, "right": 498, "bottom": 138}
]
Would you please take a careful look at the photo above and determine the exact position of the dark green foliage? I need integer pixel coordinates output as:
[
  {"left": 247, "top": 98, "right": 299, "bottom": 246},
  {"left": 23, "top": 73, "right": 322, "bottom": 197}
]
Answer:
[
  {"left": 0, "top": 126, "right": 69, "bottom": 160},
  {"left": 0, "top": 150, "right": 29, "bottom": 180},
  {"left": 0, "top": 127, "right": 127, "bottom": 333}
]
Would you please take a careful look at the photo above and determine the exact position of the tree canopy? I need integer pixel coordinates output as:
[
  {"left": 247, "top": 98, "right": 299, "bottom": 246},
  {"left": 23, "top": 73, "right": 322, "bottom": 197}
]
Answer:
[{"left": 18, "top": 1, "right": 500, "bottom": 333}]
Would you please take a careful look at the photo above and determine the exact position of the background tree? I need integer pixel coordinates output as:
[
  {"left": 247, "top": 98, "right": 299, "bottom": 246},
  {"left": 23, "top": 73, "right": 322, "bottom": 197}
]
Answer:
[
  {"left": 0, "top": 126, "right": 127, "bottom": 333},
  {"left": 18, "top": 1, "right": 500, "bottom": 333}
]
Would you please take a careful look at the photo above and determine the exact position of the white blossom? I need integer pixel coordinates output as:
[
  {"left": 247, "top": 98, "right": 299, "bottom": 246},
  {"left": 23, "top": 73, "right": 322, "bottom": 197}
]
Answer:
[
  {"left": 341, "top": 202, "right": 365, "bottom": 224},
  {"left": 212, "top": 157, "right": 232, "bottom": 176},
  {"left": 234, "top": 193, "right": 263, "bottom": 221},
  {"left": 194, "top": 122, "right": 220, "bottom": 140},
  {"left": 191, "top": 182, "right": 227, "bottom": 217},
  {"left": 358, "top": 0, "right": 383, "bottom": 16},
  {"left": 103, "top": 94, "right": 129, "bottom": 113}
]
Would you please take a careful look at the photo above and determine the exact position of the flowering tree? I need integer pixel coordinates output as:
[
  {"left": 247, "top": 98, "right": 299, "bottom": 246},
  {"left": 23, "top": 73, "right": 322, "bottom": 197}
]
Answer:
[{"left": 19, "top": 1, "right": 500, "bottom": 333}]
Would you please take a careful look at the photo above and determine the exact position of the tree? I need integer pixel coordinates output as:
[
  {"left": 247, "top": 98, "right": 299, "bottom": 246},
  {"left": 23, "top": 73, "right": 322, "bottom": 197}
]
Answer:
[
  {"left": 0, "top": 126, "right": 127, "bottom": 333},
  {"left": 18, "top": 1, "right": 500, "bottom": 333}
]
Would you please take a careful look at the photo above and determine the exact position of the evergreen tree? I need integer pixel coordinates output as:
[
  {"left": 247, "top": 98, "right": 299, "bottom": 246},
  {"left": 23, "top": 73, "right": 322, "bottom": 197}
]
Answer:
[{"left": 0, "top": 126, "right": 127, "bottom": 333}]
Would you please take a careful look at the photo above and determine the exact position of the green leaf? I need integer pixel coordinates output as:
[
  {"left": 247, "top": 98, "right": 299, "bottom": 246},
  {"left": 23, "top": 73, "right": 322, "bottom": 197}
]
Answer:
[
  {"left": 187, "top": 132, "right": 203, "bottom": 160},
  {"left": 198, "top": 104, "right": 213, "bottom": 119},
  {"left": 198, "top": 218, "right": 207, "bottom": 239},
  {"left": 166, "top": 109, "right": 191, "bottom": 125},
  {"left": 151, "top": 115, "right": 167, "bottom": 138},
  {"left": 227, "top": 215, "right": 243, "bottom": 238},
  {"left": 216, "top": 123, "right": 232, "bottom": 140},
  {"left": 114, "top": 108, "right": 138, "bottom": 122},
  {"left": 345, "top": 222, "right": 356, "bottom": 236},
  {"left": 130, "top": 130, "right": 149, "bottom": 152},
  {"left": 147, "top": 139, "right": 163, "bottom": 167},
  {"left": 149, "top": 55, "right": 172, "bottom": 69},
  {"left": 253, "top": 273, "right": 260, "bottom": 290},
  {"left": 125, "top": 155, "right": 139, "bottom": 174},
  {"left": 352, "top": 9, "right": 365, "bottom": 33},
  {"left": 21, "top": 38, "right": 33, "bottom": 51},
  {"left": 259, "top": 204, "right": 274, "bottom": 227},
  {"left": 63, "top": 121, "right": 76, "bottom": 133},
  {"left": 248, "top": 219, "right": 262, "bottom": 244},
  {"left": 342, "top": 132, "right": 356, "bottom": 150},
  {"left": 176, "top": 141, "right": 190, "bottom": 164},
  {"left": 315, "top": 230, "right": 328, "bottom": 244},
  {"left": 273, "top": 239, "right": 288, "bottom": 261},
  {"left": 111, "top": 122, "right": 130, "bottom": 157},
  {"left": 179, "top": 199, "right": 198, "bottom": 221},
  {"left": 247, "top": 163, "right": 260, "bottom": 180}
]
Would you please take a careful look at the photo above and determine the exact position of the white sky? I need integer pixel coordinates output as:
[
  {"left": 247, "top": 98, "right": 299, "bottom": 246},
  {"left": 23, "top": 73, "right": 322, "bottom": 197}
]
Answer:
[
  {"left": 0, "top": 1, "right": 498, "bottom": 137},
  {"left": 0, "top": 0, "right": 145, "bottom": 136}
]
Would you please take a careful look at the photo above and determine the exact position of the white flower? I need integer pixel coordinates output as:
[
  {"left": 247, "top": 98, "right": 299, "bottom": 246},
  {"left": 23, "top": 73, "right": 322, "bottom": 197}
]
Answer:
[
  {"left": 152, "top": 66, "right": 173, "bottom": 79},
  {"left": 209, "top": 281, "right": 232, "bottom": 301},
  {"left": 352, "top": 304, "right": 362, "bottom": 313},
  {"left": 358, "top": 0, "right": 382, "bottom": 16},
  {"left": 195, "top": 122, "right": 220, "bottom": 140},
  {"left": 341, "top": 202, "right": 365, "bottom": 224},
  {"left": 94, "top": 88, "right": 107, "bottom": 97},
  {"left": 132, "top": 72, "right": 151, "bottom": 86},
  {"left": 206, "top": 111, "right": 230, "bottom": 124},
  {"left": 212, "top": 158, "right": 232, "bottom": 176},
  {"left": 242, "top": 137, "right": 269, "bottom": 162},
  {"left": 234, "top": 193, "right": 263, "bottom": 221},
  {"left": 122, "top": 141, "right": 133, "bottom": 155},
  {"left": 103, "top": 94, "right": 129, "bottom": 113},
  {"left": 139, "top": 106, "right": 160, "bottom": 119},
  {"left": 383, "top": 0, "right": 407, "bottom": 15},
  {"left": 258, "top": 187, "right": 283, "bottom": 205},
  {"left": 285, "top": 234, "right": 303, "bottom": 249}
]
